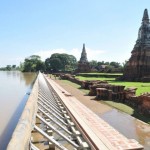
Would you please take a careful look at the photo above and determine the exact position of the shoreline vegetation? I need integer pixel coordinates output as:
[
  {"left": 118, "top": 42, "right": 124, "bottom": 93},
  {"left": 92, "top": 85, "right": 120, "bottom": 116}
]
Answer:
[{"left": 51, "top": 74, "right": 150, "bottom": 124}]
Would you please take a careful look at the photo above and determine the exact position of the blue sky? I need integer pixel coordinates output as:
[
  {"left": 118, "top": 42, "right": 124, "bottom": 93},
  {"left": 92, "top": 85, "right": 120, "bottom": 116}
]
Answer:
[{"left": 0, "top": 0, "right": 150, "bottom": 67}]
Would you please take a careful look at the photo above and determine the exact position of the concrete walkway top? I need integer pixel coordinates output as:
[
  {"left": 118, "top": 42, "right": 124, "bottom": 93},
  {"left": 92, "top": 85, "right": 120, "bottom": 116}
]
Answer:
[{"left": 45, "top": 75, "right": 143, "bottom": 150}]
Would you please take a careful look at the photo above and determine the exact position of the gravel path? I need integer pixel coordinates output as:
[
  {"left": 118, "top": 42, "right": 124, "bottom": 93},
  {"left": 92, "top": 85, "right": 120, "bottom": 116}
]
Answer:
[{"left": 54, "top": 79, "right": 112, "bottom": 115}]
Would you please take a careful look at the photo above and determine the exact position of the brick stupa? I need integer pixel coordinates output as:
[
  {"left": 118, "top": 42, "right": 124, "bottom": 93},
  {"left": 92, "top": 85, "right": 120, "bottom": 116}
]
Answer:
[
  {"left": 76, "top": 44, "right": 91, "bottom": 73},
  {"left": 122, "top": 9, "right": 150, "bottom": 81}
]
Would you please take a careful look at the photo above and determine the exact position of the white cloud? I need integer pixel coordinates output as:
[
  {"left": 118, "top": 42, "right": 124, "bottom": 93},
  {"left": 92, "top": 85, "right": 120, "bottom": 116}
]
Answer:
[
  {"left": 35, "top": 47, "right": 106, "bottom": 61},
  {"left": 35, "top": 48, "right": 68, "bottom": 60},
  {"left": 86, "top": 48, "right": 106, "bottom": 61}
]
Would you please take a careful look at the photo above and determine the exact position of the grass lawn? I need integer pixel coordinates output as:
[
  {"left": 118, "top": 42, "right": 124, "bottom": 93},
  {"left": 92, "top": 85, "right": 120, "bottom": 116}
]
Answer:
[
  {"left": 76, "top": 76, "right": 115, "bottom": 81},
  {"left": 78, "top": 72, "right": 123, "bottom": 75},
  {"left": 76, "top": 76, "right": 150, "bottom": 96},
  {"left": 109, "top": 81, "right": 150, "bottom": 96}
]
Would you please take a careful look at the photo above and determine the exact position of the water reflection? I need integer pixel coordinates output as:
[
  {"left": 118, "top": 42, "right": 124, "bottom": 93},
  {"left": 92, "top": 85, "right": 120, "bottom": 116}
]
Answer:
[
  {"left": 5, "top": 71, "right": 37, "bottom": 86},
  {"left": 100, "top": 109, "right": 150, "bottom": 150},
  {"left": 6, "top": 71, "right": 20, "bottom": 78},
  {"left": 0, "top": 71, "right": 36, "bottom": 149},
  {"left": 21, "top": 72, "right": 38, "bottom": 86}
]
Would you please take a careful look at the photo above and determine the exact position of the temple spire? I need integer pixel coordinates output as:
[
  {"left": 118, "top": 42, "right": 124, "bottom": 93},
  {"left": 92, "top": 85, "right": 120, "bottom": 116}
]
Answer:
[
  {"left": 83, "top": 43, "right": 85, "bottom": 51},
  {"left": 79, "top": 43, "right": 88, "bottom": 63},
  {"left": 122, "top": 9, "right": 150, "bottom": 81},
  {"left": 76, "top": 44, "right": 90, "bottom": 72},
  {"left": 142, "top": 9, "right": 149, "bottom": 23}
]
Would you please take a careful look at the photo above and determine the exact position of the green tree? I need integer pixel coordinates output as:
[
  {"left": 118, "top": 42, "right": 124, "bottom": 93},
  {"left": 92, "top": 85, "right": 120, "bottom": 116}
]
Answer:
[
  {"left": 89, "top": 60, "right": 98, "bottom": 68},
  {"left": 97, "top": 61, "right": 105, "bottom": 66},
  {"left": 45, "top": 58, "right": 51, "bottom": 72},
  {"left": 110, "top": 61, "right": 121, "bottom": 68},
  {"left": 12, "top": 65, "right": 16, "bottom": 69},
  {"left": 45, "top": 53, "right": 77, "bottom": 72},
  {"left": 49, "top": 58, "right": 62, "bottom": 71},
  {"left": 22, "top": 55, "right": 45, "bottom": 72},
  {"left": 6, "top": 65, "right": 11, "bottom": 71}
]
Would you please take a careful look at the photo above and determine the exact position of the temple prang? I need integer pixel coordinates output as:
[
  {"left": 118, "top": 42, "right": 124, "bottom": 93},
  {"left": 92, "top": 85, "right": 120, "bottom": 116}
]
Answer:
[
  {"left": 79, "top": 43, "right": 88, "bottom": 63},
  {"left": 76, "top": 44, "right": 91, "bottom": 73},
  {"left": 121, "top": 9, "right": 150, "bottom": 82}
]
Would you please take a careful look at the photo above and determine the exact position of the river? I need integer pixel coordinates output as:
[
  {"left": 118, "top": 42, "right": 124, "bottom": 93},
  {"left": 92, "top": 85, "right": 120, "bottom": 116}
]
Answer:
[{"left": 0, "top": 71, "right": 37, "bottom": 150}]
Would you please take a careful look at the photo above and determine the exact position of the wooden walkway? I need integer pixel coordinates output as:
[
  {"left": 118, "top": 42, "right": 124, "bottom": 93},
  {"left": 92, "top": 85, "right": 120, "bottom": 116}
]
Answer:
[{"left": 7, "top": 73, "right": 144, "bottom": 150}]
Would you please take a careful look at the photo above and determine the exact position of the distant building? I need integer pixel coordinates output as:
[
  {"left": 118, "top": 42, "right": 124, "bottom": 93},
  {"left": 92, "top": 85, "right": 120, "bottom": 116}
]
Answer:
[
  {"left": 76, "top": 44, "right": 91, "bottom": 73},
  {"left": 122, "top": 9, "right": 150, "bottom": 81}
]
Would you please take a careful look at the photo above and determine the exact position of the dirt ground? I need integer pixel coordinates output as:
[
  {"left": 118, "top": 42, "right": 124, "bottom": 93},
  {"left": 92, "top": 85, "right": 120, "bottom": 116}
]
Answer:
[{"left": 54, "top": 79, "right": 112, "bottom": 115}]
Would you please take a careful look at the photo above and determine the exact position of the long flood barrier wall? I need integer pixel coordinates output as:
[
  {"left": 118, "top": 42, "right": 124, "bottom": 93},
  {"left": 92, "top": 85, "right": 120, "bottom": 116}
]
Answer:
[{"left": 6, "top": 73, "right": 144, "bottom": 150}]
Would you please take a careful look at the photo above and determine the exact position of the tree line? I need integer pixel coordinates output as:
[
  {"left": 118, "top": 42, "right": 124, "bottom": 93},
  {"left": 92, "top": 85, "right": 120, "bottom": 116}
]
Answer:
[
  {"left": 0, "top": 65, "right": 19, "bottom": 71},
  {"left": 0, "top": 53, "right": 126, "bottom": 73},
  {"left": 20, "top": 53, "right": 77, "bottom": 73}
]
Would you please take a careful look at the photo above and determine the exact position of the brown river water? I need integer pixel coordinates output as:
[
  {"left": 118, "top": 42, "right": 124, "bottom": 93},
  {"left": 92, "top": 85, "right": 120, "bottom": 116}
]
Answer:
[
  {"left": 0, "top": 71, "right": 37, "bottom": 150},
  {"left": 0, "top": 71, "right": 150, "bottom": 150}
]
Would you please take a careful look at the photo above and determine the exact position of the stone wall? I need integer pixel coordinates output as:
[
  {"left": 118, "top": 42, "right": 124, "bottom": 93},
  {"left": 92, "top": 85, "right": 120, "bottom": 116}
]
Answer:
[
  {"left": 78, "top": 79, "right": 149, "bottom": 116},
  {"left": 138, "top": 93, "right": 150, "bottom": 115},
  {"left": 82, "top": 80, "right": 108, "bottom": 90},
  {"left": 59, "top": 74, "right": 150, "bottom": 116},
  {"left": 95, "top": 86, "right": 150, "bottom": 116},
  {"left": 59, "top": 74, "right": 82, "bottom": 85}
]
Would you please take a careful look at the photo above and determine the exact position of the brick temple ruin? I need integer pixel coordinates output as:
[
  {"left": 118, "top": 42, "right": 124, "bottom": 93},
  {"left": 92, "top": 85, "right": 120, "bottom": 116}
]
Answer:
[
  {"left": 59, "top": 73, "right": 150, "bottom": 116},
  {"left": 122, "top": 9, "right": 150, "bottom": 82},
  {"left": 76, "top": 44, "right": 91, "bottom": 73}
]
